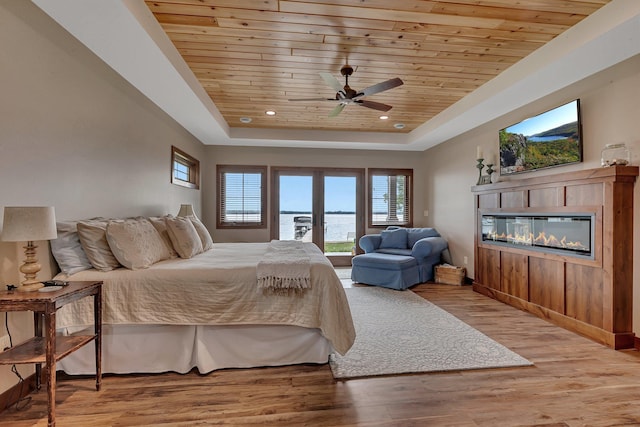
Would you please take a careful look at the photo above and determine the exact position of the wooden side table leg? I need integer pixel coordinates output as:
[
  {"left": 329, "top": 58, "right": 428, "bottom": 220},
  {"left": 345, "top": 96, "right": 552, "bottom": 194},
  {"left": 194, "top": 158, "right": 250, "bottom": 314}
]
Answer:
[
  {"left": 34, "top": 312, "right": 43, "bottom": 391},
  {"left": 94, "top": 288, "right": 102, "bottom": 391},
  {"left": 46, "top": 311, "right": 56, "bottom": 427}
]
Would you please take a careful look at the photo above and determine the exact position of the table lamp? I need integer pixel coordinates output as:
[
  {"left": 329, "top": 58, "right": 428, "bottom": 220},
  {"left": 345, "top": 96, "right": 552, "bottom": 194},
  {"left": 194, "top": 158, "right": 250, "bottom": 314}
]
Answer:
[
  {"left": 177, "top": 204, "right": 196, "bottom": 218},
  {"left": 1, "top": 206, "right": 57, "bottom": 292}
]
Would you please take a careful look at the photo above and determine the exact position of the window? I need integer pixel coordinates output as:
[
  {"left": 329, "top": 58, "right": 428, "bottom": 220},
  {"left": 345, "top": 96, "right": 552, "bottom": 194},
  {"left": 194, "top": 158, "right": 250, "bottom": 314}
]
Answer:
[
  {"left": 368, "top": 168, "right": 413, "bottom": 227},
  {"left": 217, "top": 165, "right": 267, "bottom": 228},
  {"left": 171, "top": 146, "right": 200, "bottom": 189}
]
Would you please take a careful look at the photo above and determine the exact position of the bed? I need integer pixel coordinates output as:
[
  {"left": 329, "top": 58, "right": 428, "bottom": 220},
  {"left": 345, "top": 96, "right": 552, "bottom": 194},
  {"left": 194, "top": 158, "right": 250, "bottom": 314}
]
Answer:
[{"left": 50, "top": 217, "right": 355, "bottom": 375}]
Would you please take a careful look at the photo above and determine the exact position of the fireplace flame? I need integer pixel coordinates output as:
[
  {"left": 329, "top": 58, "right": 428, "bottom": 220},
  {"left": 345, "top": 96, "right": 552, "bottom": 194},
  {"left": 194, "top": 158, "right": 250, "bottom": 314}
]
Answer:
[{"left": 487, "top": 231, "right": 588, "bottom": 251}]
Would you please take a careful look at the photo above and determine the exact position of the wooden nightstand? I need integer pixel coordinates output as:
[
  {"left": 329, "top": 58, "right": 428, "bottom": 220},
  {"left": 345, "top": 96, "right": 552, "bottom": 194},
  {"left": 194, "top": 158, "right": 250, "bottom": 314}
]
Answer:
[{"left": 0, "top": 281, "right": 102, "bottom": 427}]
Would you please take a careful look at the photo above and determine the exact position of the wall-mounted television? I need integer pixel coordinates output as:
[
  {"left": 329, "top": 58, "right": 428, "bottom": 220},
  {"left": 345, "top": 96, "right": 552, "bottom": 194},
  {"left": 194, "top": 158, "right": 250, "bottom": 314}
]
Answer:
[{"left": 499, "top": 99, "right": 582, "bottom": 175}]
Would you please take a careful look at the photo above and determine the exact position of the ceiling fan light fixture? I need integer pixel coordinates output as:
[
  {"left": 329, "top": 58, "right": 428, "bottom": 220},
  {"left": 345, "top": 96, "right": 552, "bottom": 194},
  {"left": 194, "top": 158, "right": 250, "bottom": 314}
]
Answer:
[
  {"left": 288, "top": 65, "right": 403, "bottom": 117},
  {"left": 265, "top": 110, "right": 276, "bottom": 116},
  {"left": 394, "top": 123, "right": 405, "bottom": 129},
  {"left": 239, "top": 117, "right": 252, "bottom": 123}
]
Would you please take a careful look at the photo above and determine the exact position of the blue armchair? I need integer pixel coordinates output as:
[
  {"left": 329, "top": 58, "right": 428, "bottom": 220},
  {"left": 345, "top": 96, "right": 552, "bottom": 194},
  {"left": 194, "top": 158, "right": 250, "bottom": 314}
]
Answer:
[{"left": 351, "top": 227, "right": 448, "bottom": 290}]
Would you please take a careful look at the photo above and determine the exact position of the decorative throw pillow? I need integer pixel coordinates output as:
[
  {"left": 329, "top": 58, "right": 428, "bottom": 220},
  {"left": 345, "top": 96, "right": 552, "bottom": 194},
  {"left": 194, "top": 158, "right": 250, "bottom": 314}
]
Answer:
[
  {"left": 148, "top": 215, "right": 178, "bottom": 258},
  {"left": 188, "top": 216, "right": 213, "bottom": 251},
  {"left": 50, "top": 220, "right": 94, "bottom": 275},
  {"left": 379, "top": 228, "right": 408, "bottom": 249},
  {"left": 77, "top": 219, "right": 122, "bottom": 271},
  {"left": 106, "top": 218, "right": 172, "bottom": 269},
  {"left": 165, "top": 216, "right": 203, "bottom": 259}
]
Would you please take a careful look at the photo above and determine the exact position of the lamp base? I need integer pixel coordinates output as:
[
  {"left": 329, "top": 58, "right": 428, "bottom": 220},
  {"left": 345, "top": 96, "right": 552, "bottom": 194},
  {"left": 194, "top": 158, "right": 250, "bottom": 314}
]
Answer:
[{"left": 17, "top": 282, "right": 45, "bottom": 292}]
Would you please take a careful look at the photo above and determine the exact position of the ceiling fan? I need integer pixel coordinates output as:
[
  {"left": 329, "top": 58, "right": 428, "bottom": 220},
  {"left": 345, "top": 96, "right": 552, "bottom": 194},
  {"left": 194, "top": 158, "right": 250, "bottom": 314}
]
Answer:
[{"left": 288, "top": 64, "right": 404, "bottom": 117}]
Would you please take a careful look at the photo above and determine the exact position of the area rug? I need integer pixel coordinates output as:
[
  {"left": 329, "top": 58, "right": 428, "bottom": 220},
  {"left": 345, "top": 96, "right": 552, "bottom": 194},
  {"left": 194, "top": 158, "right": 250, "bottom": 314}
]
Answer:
[{"left": 330, "top": 287, "right": 532, "bottom": 379}]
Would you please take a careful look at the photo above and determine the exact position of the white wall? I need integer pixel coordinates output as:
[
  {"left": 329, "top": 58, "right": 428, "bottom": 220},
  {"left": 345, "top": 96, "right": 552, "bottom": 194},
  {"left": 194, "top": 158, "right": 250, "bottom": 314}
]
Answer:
[
  {"left": 424, "top": 54, "right": 640, "bottom": 329},
  {"left": 203, "top": 145, "right": 429, "bottom": 242},
  {"left": 0, "top": 1, "right": 205, "bottom": 394}
]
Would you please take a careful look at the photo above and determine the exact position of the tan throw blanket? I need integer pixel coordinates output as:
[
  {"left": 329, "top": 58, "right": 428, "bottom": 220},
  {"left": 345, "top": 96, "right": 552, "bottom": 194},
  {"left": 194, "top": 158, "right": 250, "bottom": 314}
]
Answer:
[{"left": 257, "top": 240, "right": 311, "bottom": 293}]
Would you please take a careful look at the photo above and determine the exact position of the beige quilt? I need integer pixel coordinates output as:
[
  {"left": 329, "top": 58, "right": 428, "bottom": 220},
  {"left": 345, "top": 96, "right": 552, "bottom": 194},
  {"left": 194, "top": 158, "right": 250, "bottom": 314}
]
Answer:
[{"left": 57, "top": 242, "right": 355, "bottom": 354}]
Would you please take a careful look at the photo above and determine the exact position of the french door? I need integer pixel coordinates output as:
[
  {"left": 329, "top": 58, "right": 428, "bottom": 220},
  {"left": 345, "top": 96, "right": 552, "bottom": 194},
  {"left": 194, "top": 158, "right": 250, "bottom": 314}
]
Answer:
[{"left": 271, "top": 167, "right": 364, "bottom": 266}]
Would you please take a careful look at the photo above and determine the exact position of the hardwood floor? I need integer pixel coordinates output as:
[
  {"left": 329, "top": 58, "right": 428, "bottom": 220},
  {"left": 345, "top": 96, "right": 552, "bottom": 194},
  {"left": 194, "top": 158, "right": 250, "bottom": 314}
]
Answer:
[{"left": 3, "top": 280, "right": 640, "bottom": 426}]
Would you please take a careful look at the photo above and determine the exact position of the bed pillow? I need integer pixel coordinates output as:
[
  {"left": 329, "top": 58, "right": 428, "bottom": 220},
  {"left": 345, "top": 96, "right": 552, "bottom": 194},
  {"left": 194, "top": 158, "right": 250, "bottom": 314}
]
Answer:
[
  {"left": 77, "top": 219, "right": 122, "bottom": 271},
  {"left": 50, "top": 220, "right": 94, "bottom": 275},
  {"left": 188, "top": 216, "right": 213, "bottom": 251},
  {"left": 148, "top": 215, "right": 179, "bottom": 258},
  {"left": 379, "top": 228, "right": 408, "bottom": 249},
  {"left": 106, "top": 218, "right": 171, "bottom": 269},
  {"left": 166, "top": 216, "right": 203, "bottom": 259}
]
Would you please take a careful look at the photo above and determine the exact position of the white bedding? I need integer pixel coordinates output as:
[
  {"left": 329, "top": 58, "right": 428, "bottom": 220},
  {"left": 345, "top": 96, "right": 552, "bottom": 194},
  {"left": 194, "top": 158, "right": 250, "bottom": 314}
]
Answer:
[{"left": 56, "top": 242, "right": 355, "bottom": 355}]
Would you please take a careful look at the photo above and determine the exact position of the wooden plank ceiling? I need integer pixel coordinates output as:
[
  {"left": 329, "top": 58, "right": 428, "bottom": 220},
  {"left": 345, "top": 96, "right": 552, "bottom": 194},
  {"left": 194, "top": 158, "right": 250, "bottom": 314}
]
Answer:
[{"left": 145, "top": 0, "right": 610, "bottom": 133}]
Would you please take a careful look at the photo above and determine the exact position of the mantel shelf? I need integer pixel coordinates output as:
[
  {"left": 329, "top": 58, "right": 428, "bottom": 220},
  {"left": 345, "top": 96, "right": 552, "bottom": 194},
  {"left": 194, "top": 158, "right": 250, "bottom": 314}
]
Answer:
[{"left": 472, "top": 165, "right": 639, "bottom": 193}]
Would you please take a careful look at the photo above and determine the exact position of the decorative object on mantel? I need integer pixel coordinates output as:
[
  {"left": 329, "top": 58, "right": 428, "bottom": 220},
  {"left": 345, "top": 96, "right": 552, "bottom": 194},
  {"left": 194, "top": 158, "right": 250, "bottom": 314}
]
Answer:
[
  {"left": 475, "top": 158, "right": 485, "bottom": 185},
  {"left": 1, "top": 206, "right": 58, "bottom": 292},
  {"left": 475, "top": 145, "right": 486, "bottom": 185},
  {"left": 601, "top": 143, "right": 630, "bottom": 166},
  {"left": 476, "top": 146, "right": 494, "bottom": 185},
  {"left": 485, "top": 162, "right": 495, "bottom": 183}
]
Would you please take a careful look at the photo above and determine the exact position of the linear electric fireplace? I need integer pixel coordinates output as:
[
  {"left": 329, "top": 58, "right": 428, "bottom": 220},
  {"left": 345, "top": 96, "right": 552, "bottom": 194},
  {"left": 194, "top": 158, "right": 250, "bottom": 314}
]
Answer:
[{"left": 481, "top": 212, "right": 594, "bottom": 258}]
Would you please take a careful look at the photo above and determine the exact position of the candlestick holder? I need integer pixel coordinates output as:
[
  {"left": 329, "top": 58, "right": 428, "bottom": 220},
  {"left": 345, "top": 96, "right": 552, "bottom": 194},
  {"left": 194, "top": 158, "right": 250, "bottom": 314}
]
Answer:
[
  {"left": 476, "top": 158, "right": 485, "bottom": 185},
  {"left": 483, "top": 163, "right": 495, "bottom": 185},
  {"left": 486, "top": 163, "right": 494, "bottom": 176}
]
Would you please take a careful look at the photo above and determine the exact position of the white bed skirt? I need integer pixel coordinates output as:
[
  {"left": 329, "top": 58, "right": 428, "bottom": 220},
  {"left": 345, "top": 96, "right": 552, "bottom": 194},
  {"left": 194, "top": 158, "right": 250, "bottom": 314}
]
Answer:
[{"left": 57, "top": 324, "right": 333, "bottom": 375}]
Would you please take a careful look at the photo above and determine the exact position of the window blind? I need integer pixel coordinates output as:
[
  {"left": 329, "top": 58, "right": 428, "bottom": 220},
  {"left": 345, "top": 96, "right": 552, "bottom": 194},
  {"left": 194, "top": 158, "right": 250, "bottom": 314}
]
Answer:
[
  {"left": 219, "top": 168, "right": 265, "bottom": 227},
  {"left": 370, "top": 172, "right": 411, "bottom": 226}
]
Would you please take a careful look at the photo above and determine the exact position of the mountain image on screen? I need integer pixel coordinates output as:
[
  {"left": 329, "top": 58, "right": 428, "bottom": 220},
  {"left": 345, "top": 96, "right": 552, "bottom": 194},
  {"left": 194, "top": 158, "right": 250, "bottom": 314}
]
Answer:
[{"left": 500, "top": 121, "right": 580, "bottom": 174}]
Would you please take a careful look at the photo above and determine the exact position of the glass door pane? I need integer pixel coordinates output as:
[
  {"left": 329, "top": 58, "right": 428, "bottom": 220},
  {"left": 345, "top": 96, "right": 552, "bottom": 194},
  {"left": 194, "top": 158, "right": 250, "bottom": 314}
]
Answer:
[
  {"left": 324, "top": 176, "right": 357, "bottom": 256},
  {"left": 278, "top": 174, "right": 313, "bottom": 241}
]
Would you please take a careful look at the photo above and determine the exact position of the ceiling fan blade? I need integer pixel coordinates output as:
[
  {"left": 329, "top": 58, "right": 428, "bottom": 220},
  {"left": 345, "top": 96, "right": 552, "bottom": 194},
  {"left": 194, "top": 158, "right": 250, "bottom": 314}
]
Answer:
[
  {"left": 358, "top": 77, "right": 404, "bottom": 97},
  {"left": 328, "top": 103, "right": 346, "bottom": 117},
  {"left": 320, "top": 72, "right": 344, "bottom": 93},
  {"left": 357, "top": 100, "right": 393, "bottom": 112},
  {"left": 288, "top": 98, "right": 338, "bottom": 102}
]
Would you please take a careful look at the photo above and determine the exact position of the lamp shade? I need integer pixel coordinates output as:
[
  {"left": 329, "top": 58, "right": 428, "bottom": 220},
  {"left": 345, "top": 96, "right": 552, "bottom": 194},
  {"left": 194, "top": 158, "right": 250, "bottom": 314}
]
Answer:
[
  {"left": 177, "top": 204, "right": 196, "bottom": 218},
  {"left": 1, "top": 206, "right": 58, "bottom": 242}
]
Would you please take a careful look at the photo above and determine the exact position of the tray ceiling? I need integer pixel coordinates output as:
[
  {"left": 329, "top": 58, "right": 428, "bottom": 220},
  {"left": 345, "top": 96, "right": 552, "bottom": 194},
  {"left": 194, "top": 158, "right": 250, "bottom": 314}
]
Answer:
[
  {"left": 33, "top": 0, "right": 640, "bottom": 150},
  {"left": 144, "top": 0, "right": 609, "bottom": 134}
]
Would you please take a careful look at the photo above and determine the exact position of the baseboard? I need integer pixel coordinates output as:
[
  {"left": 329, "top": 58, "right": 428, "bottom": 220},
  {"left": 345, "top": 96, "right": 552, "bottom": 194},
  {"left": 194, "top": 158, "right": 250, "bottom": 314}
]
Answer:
[{"left": 0, "top": 373, "right": 37, "bottom": 414}]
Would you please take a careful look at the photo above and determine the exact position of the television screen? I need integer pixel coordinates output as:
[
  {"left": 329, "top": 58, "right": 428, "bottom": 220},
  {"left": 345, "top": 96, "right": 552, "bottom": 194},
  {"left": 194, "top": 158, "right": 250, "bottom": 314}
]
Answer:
[{"left": 499, "top": 99, "right": 582, "bottom": 175}]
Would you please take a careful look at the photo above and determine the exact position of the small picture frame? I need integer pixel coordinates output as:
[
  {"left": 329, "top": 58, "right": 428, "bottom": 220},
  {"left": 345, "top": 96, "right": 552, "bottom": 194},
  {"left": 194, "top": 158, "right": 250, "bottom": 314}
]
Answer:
[{"left": 479, "top": 175, "right": 492, "bottom": 185}]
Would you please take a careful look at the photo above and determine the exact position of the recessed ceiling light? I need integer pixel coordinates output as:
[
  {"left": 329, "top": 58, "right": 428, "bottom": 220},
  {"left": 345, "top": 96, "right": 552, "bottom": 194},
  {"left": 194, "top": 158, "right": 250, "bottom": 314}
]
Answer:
[
  {"left": 265, "top": 110, "right": 276, "bottom": 116},
  {"left": 239, "top": 117, "right": 252, "bottom": 123},
  {"left": 394, "top": 123, "right": 405, "bottom": 129},
  {"left": 379, "top": 115, "right": 389, "bottom": 120}
]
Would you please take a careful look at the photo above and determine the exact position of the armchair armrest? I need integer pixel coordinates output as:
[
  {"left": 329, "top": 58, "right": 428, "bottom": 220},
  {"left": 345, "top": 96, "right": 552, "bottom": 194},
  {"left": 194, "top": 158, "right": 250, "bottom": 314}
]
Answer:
[
  {"left": 359, "top": 234, "right": 382, "bottom": 253},
  {"left": 411, "top": 237, "right": 448, "bottom": 260}
]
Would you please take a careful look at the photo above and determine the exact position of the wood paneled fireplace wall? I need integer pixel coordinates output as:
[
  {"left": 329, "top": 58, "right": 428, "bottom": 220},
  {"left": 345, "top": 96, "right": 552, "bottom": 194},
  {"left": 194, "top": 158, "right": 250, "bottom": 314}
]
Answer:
[{"left": 471, "top": 166, "right": 638, "bottom": 349}]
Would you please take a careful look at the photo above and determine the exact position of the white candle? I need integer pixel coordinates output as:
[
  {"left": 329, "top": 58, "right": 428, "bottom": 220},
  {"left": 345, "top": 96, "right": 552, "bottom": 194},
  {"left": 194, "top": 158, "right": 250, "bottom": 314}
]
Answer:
[
  {"left": 476, "top": 146, "right": 483, "bottom": 160},
  {"left": 487, "top": 154, "right": 494, "bottom": 165}
]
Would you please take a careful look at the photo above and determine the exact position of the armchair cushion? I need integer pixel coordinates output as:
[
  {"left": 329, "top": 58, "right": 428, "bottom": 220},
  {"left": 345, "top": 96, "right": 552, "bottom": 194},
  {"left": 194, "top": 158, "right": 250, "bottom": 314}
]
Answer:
[{"left": 379, "top": 228, "right": 408, "bottom": 249}]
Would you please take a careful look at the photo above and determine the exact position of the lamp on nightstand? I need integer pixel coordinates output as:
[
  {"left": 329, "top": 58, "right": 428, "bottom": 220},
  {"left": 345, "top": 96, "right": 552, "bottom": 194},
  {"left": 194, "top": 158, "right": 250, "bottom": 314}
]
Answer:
[
  {"left": 177, "top": 204, "right": 197, "bottom": 218},
  {"left": 1, "top": 206, "right": 57, "bottom": 292}
]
